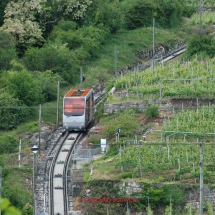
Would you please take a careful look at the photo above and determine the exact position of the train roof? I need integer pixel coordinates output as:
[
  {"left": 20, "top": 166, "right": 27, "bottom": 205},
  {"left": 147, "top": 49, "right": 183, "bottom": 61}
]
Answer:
[{"left": 65, "top": 88, "right": 92, "bottom": 97}]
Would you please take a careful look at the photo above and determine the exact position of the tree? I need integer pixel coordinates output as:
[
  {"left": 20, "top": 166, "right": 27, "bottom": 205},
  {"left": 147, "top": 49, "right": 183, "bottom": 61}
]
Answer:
[
  {"left": 45, "top": 0, "right": 92, "bottom": 20},
  {"left": 0, "top": 91, "right": 30, "bottom": 130},
  {"left": 6, "top": 70, "right": 40, "bottom": 106},
  {"left": 1, "top": 0, "right": 93, "bottom": 47},
  {"left": 0, "top": 0, "right": 44, "bottom": 45},
  {"left": 93, "top": 1, "right": 124, "bottom": 33},
  {"left": 0, "top": 31, "right": 17, "bottom": 70},
  {"left": 42, "top": 0, "right": 93, "bottom": 37},
  {"left": 0, "top": 0, "right": 9, "bottom": 26},
  {"left": 186, "top": 34, "right": 215, "bottom": 58},
  {"left": 124, "top": 0, "right": 157, "bottom": 29},
  {"left": 23, "top": 40, "right": 82, "bottom": 82}
]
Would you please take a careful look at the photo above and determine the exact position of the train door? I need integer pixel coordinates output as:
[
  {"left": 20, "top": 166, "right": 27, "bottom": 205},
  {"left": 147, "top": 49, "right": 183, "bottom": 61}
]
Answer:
[
  {"left": 90, "top": 93, "right": 94, "bottom": 120},
  {"left": 85, "top": 97, "right": 90, "bottom": 125}
]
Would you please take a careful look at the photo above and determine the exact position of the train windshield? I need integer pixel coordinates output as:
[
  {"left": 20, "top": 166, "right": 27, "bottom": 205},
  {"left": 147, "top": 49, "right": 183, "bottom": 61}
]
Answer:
[{"left": 64, "top": 98, "right": 85, "bottom": 116}]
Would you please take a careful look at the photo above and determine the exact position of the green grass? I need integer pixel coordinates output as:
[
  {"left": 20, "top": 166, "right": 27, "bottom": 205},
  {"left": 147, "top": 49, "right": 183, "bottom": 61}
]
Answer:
[{"left": 81, "top": 26, "right": 190, "bottom": 89}]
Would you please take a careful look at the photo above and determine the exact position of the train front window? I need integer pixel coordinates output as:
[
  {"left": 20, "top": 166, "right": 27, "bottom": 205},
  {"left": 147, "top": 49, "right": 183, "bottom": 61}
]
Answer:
[{"left": 64, "top": 98, "right": 85, "bottom": 116}]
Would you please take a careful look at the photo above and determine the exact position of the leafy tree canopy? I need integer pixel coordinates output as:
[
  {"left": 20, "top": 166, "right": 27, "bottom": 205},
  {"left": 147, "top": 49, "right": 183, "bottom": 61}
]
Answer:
[
  {"left": 0, "top": 31, "right": 16, "bottom": 70},
  {"left": 186, "top": 34, "right": 215, "bottom": 58},
  {"left": 6, "top": 70, "right": 40, "bottom": 106},
  {"left": 0, "top": 0, "right": 44, "bottom": 45},
  {"left": 0, "top": 91, "right": 30, "bottom": 130},
  {"left": 0, "top": 0, "right": 92, "bottom": 47}
]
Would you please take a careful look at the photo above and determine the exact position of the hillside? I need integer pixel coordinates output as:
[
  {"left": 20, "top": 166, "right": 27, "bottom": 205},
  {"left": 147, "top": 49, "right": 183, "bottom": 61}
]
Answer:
[{"left": 0, "top": 0, "right": 215, "bottom": 214}]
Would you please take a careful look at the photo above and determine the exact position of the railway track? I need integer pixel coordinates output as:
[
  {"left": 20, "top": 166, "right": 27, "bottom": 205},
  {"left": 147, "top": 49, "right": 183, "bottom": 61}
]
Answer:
[
  {"left": 38, "top": 90, "right": 105, "bottom": 215},
  {"left": 49, "top": 131, "right": 83, "bottom": 215},
  {"left": 115, "top": 44, "right": 187, "bottom": 77}
]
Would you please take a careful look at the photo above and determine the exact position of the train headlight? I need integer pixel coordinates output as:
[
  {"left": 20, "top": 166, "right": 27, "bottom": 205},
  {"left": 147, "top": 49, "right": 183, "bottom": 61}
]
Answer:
[{"left": 79, "top": 123, "right": 84, "bottom": 129}]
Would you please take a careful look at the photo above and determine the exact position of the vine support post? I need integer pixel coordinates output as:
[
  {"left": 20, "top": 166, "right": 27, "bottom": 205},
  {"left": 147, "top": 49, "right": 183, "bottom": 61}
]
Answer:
[
  {"left": 56, "top": 81, "right": 60, "bottom": 128},
  {"left": 126, "top": 202, "right": 130, "bottom": 215},
  {"left": 138, "top": 152, "right": 142, "bottom": 178},
  {"left": 114, "top": 45, "right": 117, "bottom": 77},
  {"left": 159, "top": 82, "right": 162, "bottom": 99},
  {"left": 197, "top": 98, "right": 199, "bottom": 110},
  {"left": 160, "top": 131, "right": 163, "bottom": 143},
  {"left": 39, "top": 104, "right": 41, "bottom": 156},
  {"left": 166, "top": 136, "right": 170, "bottom": 160},
  {"left": 186, "top": 150, "right": 189, "bottom": 163},
  {"left": 184, "top": 134, "right": 186, "bottom": 142},
  {"left": 119, "top": 145, "right": 123, "bottom": 172},
  {"left": 199, "top": 140, "right": 204, "bottom": 215},
  {"left": 178, "top": 158, "right": 180, "bottom": 170},
  {"left": 151, "top": 18, "right": 155, "bottom": 74},
  {"left": 0, "top": 166, "right": 2, "bottom": 215},
  {"left": 170, "top": 194, "right": 172, "bottom": 215}
]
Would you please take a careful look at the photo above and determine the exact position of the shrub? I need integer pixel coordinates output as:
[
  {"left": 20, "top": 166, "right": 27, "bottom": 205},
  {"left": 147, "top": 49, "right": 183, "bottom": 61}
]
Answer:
[
  {"left": 0, "top": 31, "right": 17, "bottom": 70},
  {"left": 144, "top": 106, "right": 159, "bottom": 118},
  {"left": 0, "top": 92, "right": 30, "bottom": 130},
  {"left": 6, "top": 70, "right": 40, "bottom": 106},
  {"left": 23, "top": 41, "right": 77, "bottom": 82},
  {"left": 186, "top": 34, "right": 215, "bottom": 58},
  {"left": 103, "top": 109, "right": 140, "bottom": 138}
]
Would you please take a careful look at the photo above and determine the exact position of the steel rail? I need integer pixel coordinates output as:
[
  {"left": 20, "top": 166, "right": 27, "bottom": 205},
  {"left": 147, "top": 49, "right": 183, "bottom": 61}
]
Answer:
[
  {"left": 63, "top": 132, "right": 83, "bottom": 214},
  {"left": 49, "top": 131, "right": 69, "bottom": 215}
]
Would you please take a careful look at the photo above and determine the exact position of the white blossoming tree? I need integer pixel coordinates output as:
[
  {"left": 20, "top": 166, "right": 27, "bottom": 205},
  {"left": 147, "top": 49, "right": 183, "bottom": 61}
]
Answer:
[
  {"left": 0, "top": 0, "right": 44, "bottom": 45},
  {"left": 0, "top": 0, "right": 92, "bottom": 45},
  {"left": 50, "top": 0, "right": 92, "bottom": 18}
]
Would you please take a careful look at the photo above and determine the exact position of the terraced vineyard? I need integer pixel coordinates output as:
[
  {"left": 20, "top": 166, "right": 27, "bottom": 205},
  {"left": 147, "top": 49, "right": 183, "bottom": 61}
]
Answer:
[
  {"left": 115, "top": 142, "right": 215, "bottom": 182},
  {"left": 111, "top": 58, "right": 215, "bottom": 100},
  {"left": 163, "top": 106, "right": 215, "bottom": 138},
  {"left": 111, "top": 104, "right": 215, "bottom": 183}
]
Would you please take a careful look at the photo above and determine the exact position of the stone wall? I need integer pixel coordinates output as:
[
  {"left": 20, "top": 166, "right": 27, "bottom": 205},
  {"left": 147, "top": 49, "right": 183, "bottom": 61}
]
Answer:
[
  {"left": 120, "top": 182, "right": 215, "bottom": 213},
  {"left": 82, "top": 181, "right": 215, "bottom": 214},
  {"left": 104, "top": 98, "right": 215, "bottom": 114}
]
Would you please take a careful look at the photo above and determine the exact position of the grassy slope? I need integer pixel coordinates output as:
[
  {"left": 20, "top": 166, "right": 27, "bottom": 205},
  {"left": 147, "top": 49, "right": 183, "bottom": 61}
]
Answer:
[{"left": 82, "top": 26, "right": 190, "bottom": 88}]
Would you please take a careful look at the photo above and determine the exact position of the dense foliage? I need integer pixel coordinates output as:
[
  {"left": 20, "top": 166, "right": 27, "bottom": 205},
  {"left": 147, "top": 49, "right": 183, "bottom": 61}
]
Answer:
[
  {"left": 186, "top": 34, "right": 215, "bottom": 58},
  {"left": 1, "top": 167, "right": 33, "bottom": 214}
]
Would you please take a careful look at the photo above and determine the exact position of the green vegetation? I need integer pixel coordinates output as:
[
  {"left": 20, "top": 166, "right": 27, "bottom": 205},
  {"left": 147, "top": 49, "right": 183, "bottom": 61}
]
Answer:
[
  {"left": 0, "top": 198, "right": 22, "bottom": 215},
  {"left": 0, "top": 0, "right": 215, "bottom": 214},
  {"left": 1, "top": 167, "right": 33, "bottom": 214},
  {"left": 107, "top": 58, "right": 215, "bottom": 101},
  {"left": 186, "top": 12, "right": 215, "bottom": 28},
  {"left": 164, "top": 106, "right": 215, "bottom": 139}
]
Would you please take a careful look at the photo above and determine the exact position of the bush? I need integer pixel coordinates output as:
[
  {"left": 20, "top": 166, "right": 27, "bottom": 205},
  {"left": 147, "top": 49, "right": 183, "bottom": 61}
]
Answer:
[
  {"left": 124, "top": 0, "right": 183, "bottom": 30},
  {"left": 102, "top": 109, "right": 141, "bottom": 138},
  {"left": 0, "top": 135, "right": 18, "bottom": 154},
  {"left": 23, "top": 41, "right": 78, "bottom": 82},
  {"left": 123, "top": 0, "right": 156, "bottom": 30},
  {"left": 0, "top": 92, "right": 30, "bottom": 130},
  {"left": 32, "top": 70, "right": 63, "bottom": 103},
  {"left": 0, "top": 31, "right": 17, "bottom": 70},
  {"left": 144, "top": 106, "right": 159, "bottom": 118},
  {"left": 186, "top": 34, "right": 215, "bottom": 58},
  {"left": 6, "top": 70, "right": 40, "bottom": 106}
]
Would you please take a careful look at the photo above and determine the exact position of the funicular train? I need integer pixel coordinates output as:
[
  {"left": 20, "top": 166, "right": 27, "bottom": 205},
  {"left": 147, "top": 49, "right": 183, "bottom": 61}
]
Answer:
[{"left": 63, "top": 88, "right": 94, "bottom": 131}]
